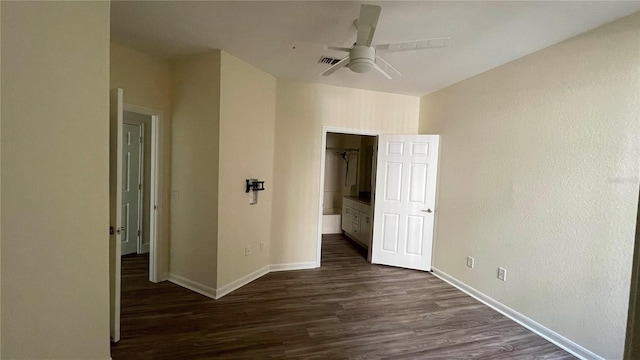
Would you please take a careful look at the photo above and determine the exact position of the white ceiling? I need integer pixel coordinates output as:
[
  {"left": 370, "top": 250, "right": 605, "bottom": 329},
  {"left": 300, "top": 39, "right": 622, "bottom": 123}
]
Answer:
[{"left": 111, "top": 1, "right": 640, "bottom": 96}]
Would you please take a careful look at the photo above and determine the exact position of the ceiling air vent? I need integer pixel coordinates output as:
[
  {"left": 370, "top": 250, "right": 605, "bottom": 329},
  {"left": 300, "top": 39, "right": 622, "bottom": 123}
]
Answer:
[{"left": 318, "top": 56, "right": 341, "bottom": 65}]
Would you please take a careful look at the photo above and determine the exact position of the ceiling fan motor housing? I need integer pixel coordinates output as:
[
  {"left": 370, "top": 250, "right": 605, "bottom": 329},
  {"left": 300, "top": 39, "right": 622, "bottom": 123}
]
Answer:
[{"left": 349, "top": 45, "right": 375, "bottom": 73}]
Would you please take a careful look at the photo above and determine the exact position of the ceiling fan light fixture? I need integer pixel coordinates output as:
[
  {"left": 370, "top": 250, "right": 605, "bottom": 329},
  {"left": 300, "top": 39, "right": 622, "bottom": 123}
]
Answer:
[
  {"left": 349, "top": 59, "right": 373, "bottom": 73},
  {"left": 349, "top": 45, "right": 375, "bottom": 73}
]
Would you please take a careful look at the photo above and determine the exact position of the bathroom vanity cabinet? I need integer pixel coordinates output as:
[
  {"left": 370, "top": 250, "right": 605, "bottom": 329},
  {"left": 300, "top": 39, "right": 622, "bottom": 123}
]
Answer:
[{"left": 341, "top": 196, "right": 373, "bottom": 249}]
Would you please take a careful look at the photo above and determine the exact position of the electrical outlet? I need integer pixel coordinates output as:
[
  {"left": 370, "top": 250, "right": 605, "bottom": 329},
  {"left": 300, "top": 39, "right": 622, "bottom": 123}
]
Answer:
[
  {"left": 245, "top": 246, "right": 251, "bottom": 257},
  {"left": 260, "top": 242, "right": 265, "bottom": 251},
  {"left": 466, "top": 256, "right": 474, "bottom": 269},
  {"left": 498, "top": 267, "right": 507, "bottom": 281}
]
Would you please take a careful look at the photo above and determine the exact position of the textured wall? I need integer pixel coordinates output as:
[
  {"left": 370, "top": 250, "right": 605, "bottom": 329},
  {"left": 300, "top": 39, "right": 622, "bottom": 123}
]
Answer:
[
  {"left": 110, "top": 41, "right": 172, "bottom": 276},
  {"left": 217, "top": 51, "right": 276, "bottom": 288},
  {"left": 271, "top": 80, "right": 419, "bottom": 265},
  {"left": 170, "top": 51, "right": 221, "bottom": 289},
  {"left": 1, "top": 2, "right": 111, "bottom": 358},
  {"left": 420, "top": 13, "right": 640, "bottom": 359}
]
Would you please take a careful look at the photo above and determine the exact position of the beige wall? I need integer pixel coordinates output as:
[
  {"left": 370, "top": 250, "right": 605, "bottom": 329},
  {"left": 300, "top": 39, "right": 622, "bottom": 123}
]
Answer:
[
  {"left": 1, "top": 2, "right": 110, "bottom": 359},
  {"left": 110, "top": 41, "right": 172, "bottom": 275},
  {"left": 170, "top": 51, "right": 221, "bottom": 289},
  {"left": 111, "top": 42, "right": 172, "bottom": 114},
  {"left": 272, "top": 80, "right": 419, "bottom": 265},
  {"left": 419, "top": 13, "right": 640, "bottom": 359},
  {"left": 217, "top": 52, "right": 276, "bottom": 287}
]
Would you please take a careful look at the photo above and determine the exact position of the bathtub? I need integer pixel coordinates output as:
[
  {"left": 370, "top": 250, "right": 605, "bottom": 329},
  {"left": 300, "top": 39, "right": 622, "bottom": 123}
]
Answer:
[{"left": 322, "top": 208, "right": 342, "bottom": 234}]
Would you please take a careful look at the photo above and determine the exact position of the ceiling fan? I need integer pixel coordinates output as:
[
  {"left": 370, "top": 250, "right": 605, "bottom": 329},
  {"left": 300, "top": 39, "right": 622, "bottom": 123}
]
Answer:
[{"left": 319, "top": 4, "right": 450, "bottom": 79}]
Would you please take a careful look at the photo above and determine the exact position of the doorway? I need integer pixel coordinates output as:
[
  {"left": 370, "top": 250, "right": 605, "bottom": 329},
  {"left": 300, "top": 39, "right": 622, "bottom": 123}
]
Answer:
[
  {"left": 316, "top": 127, "right": 441, "bottom": 272},
  {"left": 317, "top": 127, "right": 379, "bottom": 266},
  {"left": 110, "top": 89, "right": 167, "bottom": 342},
  {"left": 123, "top": 104, "right": 164, "bottom": 283}
]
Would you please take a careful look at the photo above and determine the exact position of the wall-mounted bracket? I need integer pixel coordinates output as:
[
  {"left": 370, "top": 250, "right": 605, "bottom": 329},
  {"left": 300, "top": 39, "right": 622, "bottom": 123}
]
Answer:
[{"left": 245, "top": 179, "right": 265, "bottom": 193}]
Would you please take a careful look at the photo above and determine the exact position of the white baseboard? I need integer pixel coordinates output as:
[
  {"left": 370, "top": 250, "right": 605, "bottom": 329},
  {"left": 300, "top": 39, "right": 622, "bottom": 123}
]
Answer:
[
  {"left": 168, "top": 263, "right": 316, "bottom": 300},
  {"left": 431, "top": 267, "right": 604, "bottom": 360},
  {"left": 215, "top": 265, "right": 270, "bottom": 299},
  {"left": 168, "top": 273, "right": 217, "bottom": 300},
  {"left": 270, "top": 262, "right": 317, "bottom": 272},
  {"left": 155, "top": 271, "right": 169, "bottom": 282}
]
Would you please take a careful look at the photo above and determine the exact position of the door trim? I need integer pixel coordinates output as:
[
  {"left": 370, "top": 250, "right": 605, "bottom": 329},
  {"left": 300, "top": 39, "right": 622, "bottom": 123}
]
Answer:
[
  {"left": 124, "top": 103, "right": 166, "bottom": 283},
  {"left": 317, "top": 126, "right": 380, "bottom": 267},
  {"left": 109, "top": 88, "right": 123, "bottom": 342}
]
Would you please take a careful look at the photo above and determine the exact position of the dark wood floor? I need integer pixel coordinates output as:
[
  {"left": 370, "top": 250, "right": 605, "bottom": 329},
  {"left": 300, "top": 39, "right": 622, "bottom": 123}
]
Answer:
[{"left": 111, "top": 234, "right": 574, "bottom": 359}]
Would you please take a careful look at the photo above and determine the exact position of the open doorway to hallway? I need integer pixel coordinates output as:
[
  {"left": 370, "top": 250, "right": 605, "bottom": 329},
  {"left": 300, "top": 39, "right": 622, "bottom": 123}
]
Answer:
[
  {"left": 110, "top": 92, "right": 167, "bottom": 344},
  {"left": 120, "top": 104, "right": 164, "bottom": 284}
]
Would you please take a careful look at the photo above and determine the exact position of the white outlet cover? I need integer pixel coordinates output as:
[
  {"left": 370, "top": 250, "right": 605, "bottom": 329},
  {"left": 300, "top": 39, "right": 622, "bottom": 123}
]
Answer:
[{"left": 498, "top": 267, "right": 507, "bottom": 281}]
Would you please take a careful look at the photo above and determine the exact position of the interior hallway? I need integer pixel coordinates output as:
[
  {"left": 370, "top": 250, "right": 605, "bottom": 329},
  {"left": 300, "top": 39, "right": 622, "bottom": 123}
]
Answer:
[{"left": 111, "top": 234, "right": 574, "bottom": 359}]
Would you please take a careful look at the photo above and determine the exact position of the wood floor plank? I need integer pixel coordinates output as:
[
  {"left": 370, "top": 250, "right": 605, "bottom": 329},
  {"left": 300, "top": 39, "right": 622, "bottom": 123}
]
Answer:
[{"left": 111, "top": 234, "right": 574, "bottom": 359}]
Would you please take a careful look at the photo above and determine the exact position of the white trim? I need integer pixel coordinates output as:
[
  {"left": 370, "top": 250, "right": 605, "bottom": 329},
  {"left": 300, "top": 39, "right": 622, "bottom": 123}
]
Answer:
[
  {"left": 168, "top": 273, "right": 217, "bottom": 300},
  {"left": 431, "top": 267, "right": 604, "bottom": 360},
  {"left": 124, "top": 104, "right": 165, "bottom": 283},
  {"left": 169, "top": 264, "right": 316, "bottom": 300},
  {"left": 270, "top": 262, "right": 318, "bottom": 272},
  {"left": 215, "top": 265, "right": 270, "bottom": 299},
  {"left": 317, "top": 126, "right": 380, "bottom": 267}
]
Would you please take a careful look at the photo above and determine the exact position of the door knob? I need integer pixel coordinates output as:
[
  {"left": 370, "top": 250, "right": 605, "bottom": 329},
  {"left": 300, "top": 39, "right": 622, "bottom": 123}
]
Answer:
[
  {"left": 422, "top": 209, "right": 433, "bottom": 213},
  {"left": 116, "top": 226, "right": 125, "bottom": 235}
]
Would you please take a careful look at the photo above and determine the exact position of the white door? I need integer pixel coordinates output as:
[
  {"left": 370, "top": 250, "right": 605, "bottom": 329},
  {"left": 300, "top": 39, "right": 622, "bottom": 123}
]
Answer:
[
  {"left": 121, "top": 122, "right": 142, "bottom": 255},
  {"left": 109, "top": 88, "right": 123, "bottom": 343},
  {"left": 371, "top": 135, "right": 439, "bottom": 271}
]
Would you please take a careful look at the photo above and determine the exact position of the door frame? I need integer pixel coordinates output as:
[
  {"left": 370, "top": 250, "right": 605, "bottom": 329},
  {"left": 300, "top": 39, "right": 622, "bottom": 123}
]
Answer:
[
  {"left": 316, "top": 126, "right": 380, "bottom": 267},
  {"left": 123, "top": 103, "right": 166, "bottom": 283}
]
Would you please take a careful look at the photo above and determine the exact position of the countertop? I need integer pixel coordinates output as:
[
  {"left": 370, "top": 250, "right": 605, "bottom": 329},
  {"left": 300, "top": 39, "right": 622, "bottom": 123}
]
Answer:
[{"left": 344, "top": 193, "right": 372, "bottom": 205}]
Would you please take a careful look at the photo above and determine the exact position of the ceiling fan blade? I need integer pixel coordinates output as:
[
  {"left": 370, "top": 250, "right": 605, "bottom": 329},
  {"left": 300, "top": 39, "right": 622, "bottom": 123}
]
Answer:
[
  {"left": 317, "top": 56, "right": 350, "bottom": 77},
  {"left": 375, "top": 37, "right": 451, "bottom": 53},
  {"left": 325, "top": 45, "right": 351, "bottom": 53},
  {"left": 375, "top": 55, "right": 401, "bottom": 78},
  {"left": 372, "top": 62, "right": 392, "bottom": 80},
  {"left": 356, "top": 4, "right": 381, "bottom": 46}
]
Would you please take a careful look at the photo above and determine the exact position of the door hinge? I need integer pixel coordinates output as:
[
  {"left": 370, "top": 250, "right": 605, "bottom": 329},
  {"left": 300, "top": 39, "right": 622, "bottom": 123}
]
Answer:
[
  {"left": 139, "top": 183, "right": 142, "bottom": 190},
  {"left": 110, "top": 226, "right": 114, "bottom": 235},
  {"left": 138, "top": 229, "right": 141, "bottom": 237}
]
